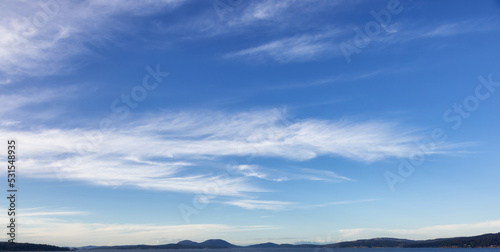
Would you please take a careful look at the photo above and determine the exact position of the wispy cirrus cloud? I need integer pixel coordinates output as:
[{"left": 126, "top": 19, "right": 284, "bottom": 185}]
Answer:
[
  {"left": 21, "top": 210, "right": 89, "bottom": 217},
  {"left": 262, "top": 67, "right": 411, "bottom": 91},
  {"left": 238, "top": 0, "right": 295, "bottom": 22},
  {"left": 0, "top": 87, "right": 72, "bottom": 117},
  {"left": 2, "top": 0, "right": 495, "bottom": 82},
  {"left": 223, "top": 199, "right": 295, "bottom": 211},
  {"left": 4, "top": 0, "right": 351, "bottom": 80},
  {"left": 306, "top": 198, "right": 378, "bottom": 209},
  {"left": 232, "top": 164, "right": 352, "bottom": 182},
  {"left": 222, "top": 198, "right": 378, "bottom": 211},
  {"left": 0, "top": 85, "right": 80, "bottom": 128},
  {"left": 0, "top": 0, "right": 186, "bottom": 82},
  {"left": 156, "top": 0, "right": 354, "bottom": 41},
  {"left": 415, "top": 17, "right": 498, "bottom": 38},
  {"left": 224, "top": 32, "right": 341, "bottom": 63},
  {"left": 224, "top": 16, "right": 497, "bottom": 64},
  {"left": 225, "top": 0, "right": 352, "bottom": 27},
  {"left": 1, "top": 109, "right": 462, "bottom": 198},
  {"left": 374, "top": 17, "right": 499, "bottom": 46}
]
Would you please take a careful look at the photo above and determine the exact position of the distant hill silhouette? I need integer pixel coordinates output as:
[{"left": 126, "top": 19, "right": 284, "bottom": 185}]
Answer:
[
  {"left": 72, "top": 231, "right": 500, "bottom": 250},
  {"left": 326, "top": 237, "right": 415, "bottom": 248},
  {"left": 403, "top": 232, "right": 500, "bottom": 248},
  {"left": 0, "top": 242, "right": 69, "bottom": 251},
  {"left": 6, "top": 232, "right": 498, "bottom": 250},
  {"left": 246, "top": 242, "right": 282, "bottom": 248},
  {"left": 198, "top": 239, "right": 238, "bottom": 248},
  {"left": 246, "top": 242, "right": 319, "bottom": 248},
  {"left": 174, "top": 239, "right": 238, "bottom": 248},
  {"left": 176, "top": 240, "right": 199, "bottom": 246},
  {"left": 324, "top": 233, "right": 500, "bottom": 248}
]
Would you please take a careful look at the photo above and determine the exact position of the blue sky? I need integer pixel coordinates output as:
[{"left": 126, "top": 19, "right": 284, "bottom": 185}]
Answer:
[{"left": 1, "top": 0, "right": 500, "bottom": 247}]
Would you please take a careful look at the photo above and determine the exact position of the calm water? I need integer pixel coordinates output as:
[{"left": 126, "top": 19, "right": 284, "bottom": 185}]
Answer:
[{"left": 33, "top": 248, "right": 500, "bottom": 252}]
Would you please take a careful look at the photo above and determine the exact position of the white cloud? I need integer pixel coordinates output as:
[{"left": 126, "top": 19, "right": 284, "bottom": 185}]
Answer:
[
  {"left": 291, "top": 168, "right": 353, "bottom": 182},
  {"left": 0, "top": 109, "right": 460, "bottom": 197},
  {"left": 21, "top": 210, "right": 89, "bottom": 217},
  {"left": 223, "top": 198, "right": 377, "bottom": 211},
  {"left": 226, "top": 0, "right": 349, "bottom": 27},
  {"left": 238, "top": 0, "right": 296, "bottom": 22},
  {"left": 368, "top": 17, "right": 498, "bottom": 50},
  {"left": 232, "top": 164, "right": 352, "bottom": 182},
  {"left": 0, "top": 120, "right": 20, "bottom": 126},
  {"left": 225, "top": 16, "right": 497, "bottom": 64},
  {"left": 225, "top": 32, "right": 341, "bottom": 63},
  {"left": 1, "top": 1, "right": 494, "bottom": 79},
  {"left": 235, "top": 165, "right": 270, "bottom": 180},
  {"left": 0, "top": 88, "right": 64, "bottom": 117},
  {"left": 223, "top": 199, "right": 295, "bottom": 211},
  {"left": 0, "top": 79, "right": 12, "bottom": 85},
  {"left": 86, "top": 0, "right": 185, "bottom": 15},
  {"left": 307, "top": 198, "right": 378, "bottom": 209},
  {"left": 419, "top": 18, "right": 496, "bottom": 38},
  {"left": 0, "top": 0, "right": 186, "bottom": 81},
  {"left": 155, "top": 0, "right": 354, "bottom": 42}
]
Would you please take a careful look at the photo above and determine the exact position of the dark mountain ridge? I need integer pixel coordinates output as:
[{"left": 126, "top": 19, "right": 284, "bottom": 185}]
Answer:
[
  {"left": 325, "top": 232, "right": 500, "bottom": 248},
  {"left": 0, "top": 242, "right": 69, "bottom": 251},
  {"left": 74, "top": 231, "right": 500, "bottom": 250},
  {"left": 198, "top": 239, "right": 238, "bottom": 248}
]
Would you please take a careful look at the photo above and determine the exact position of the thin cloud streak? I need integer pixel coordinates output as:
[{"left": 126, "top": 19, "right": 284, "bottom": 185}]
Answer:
[
  {"left": 223, "top": 198, "right": 378, "bottom": 211},
  {"left": 21, "top": 211, "right": 89, "bottom": 217},
  {"left": 225, "top": 17, "right": 497, "bottom": 64},
  {"left": 232, "top": 164, "right": 352, "bottom": 183},
  {"left": 307, "top": 198, "right": 379, "bottom": 209},
  {"left": 223, "top": 199, "right": 296, "bottom": 211},
  {"left": 224, "top": 32, "right": 341, "bottom": 63}
]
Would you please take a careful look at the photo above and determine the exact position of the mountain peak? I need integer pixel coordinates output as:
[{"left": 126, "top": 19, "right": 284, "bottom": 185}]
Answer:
[
  {"left": 177, "top": 240, "right": 198, "bottom": 246},
  {"left": 200, "top": 239, "right": 237, "bottom": 248}
]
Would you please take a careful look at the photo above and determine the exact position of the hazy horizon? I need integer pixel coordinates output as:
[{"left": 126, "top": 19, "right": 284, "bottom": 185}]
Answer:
[{"left": 69, "top": 233, "right": 500, "bottom": 248}]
